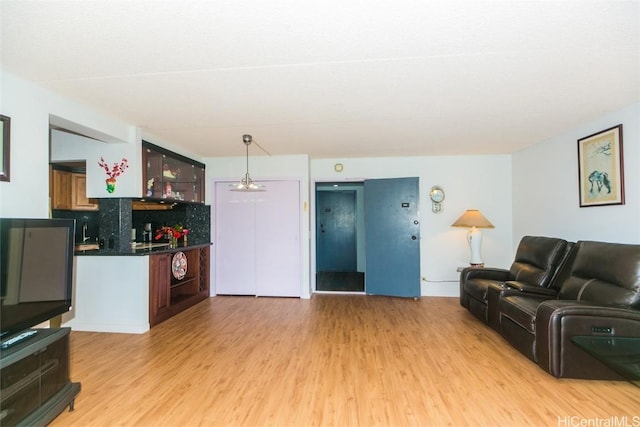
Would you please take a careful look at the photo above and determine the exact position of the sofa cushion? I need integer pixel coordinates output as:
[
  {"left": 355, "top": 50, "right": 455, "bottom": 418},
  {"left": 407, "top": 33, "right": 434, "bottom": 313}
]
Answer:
[
  {"left": 509, "top": 236, "right": 569, "bottom": 288},
  {"left": 558, "top": 241, "right": 640, "bottom": 308},
  {"left": 500, "top": 295, "right": 547, "bottom": 333}
]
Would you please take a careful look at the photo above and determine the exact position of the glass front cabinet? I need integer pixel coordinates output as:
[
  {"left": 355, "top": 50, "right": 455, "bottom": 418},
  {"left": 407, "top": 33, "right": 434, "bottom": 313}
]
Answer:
[{"left": 142, "top": 141, "right": 205, "bottom": 203}]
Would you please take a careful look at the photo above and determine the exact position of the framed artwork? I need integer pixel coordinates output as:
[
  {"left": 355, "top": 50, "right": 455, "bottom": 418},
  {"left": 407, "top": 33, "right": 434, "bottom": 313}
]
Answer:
[
  {"left": 0, "top": 115, "right": 10, "bottom": 182},
  {"left": 577, "top": 124, "right": 624, "bottom": 207}
]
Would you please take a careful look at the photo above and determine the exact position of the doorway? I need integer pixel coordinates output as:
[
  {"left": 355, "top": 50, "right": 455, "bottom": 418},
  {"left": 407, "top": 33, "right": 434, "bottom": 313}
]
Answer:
[
  {"left": 315, "top": 183, "right": 365, "bottom": 292},
  {"left": 314, "top": 177, "right": 421, "bottom": 298}
]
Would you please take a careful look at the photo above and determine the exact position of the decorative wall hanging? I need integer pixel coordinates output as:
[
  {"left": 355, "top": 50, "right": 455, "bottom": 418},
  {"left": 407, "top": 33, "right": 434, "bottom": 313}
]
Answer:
[
  {"left": 98, "top": 157, "right": 129, "bottom": 193},
  {"left": 577, "top": 124, "right": 624, "bottom": 207},
  {"left": 0, "top": 115, "right": 10, "bottom": 182}
]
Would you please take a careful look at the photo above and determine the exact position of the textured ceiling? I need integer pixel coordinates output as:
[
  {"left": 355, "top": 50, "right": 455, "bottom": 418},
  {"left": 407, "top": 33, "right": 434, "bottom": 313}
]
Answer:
[{"left": 1, "top": 0, "right": 639, "bottom": 158}]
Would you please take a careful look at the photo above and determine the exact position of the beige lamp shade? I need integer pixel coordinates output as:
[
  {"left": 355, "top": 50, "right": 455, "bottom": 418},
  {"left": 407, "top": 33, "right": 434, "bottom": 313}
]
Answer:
[
  {"left": 452, "top": 209, "right": 494, "bottom": 265},
  {"left": 451, "top": 210, "right": 495, "bottom": 229}
]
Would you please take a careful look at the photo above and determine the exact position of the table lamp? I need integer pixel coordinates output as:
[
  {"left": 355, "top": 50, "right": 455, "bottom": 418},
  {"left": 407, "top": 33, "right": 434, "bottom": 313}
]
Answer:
[{"left": 451, "top": 209, "right": 495, "bottom": 266}]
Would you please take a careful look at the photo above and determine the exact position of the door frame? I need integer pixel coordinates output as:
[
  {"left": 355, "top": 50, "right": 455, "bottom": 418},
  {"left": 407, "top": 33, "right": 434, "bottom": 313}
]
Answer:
[
  {"left": 312, "top": 177, "right": 422, "bottom": 296},
  {"left": 311, "top": 178, "right": 369, "bottom": 293}
]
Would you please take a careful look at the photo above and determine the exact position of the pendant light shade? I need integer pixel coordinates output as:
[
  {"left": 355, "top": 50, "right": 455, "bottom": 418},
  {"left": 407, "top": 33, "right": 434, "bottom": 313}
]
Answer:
[{"left": 229, "top": 134, "right": 266, "bottom": 192}]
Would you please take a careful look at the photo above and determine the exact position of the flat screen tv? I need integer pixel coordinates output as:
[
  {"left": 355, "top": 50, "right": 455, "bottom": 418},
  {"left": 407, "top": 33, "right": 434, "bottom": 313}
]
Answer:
[{"left": 0, "top": 218, "right": 75, "bottom": 342}]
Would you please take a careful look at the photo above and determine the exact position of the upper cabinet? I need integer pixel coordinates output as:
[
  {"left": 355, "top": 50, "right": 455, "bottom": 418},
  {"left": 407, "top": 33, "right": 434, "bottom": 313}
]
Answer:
[
  {"left": 71, "top": 173, "right": 99, "bottom": 211},
  {"left": 51, "top": 169, "right": 72, "bottom": 210},
  {"left": 51, "top": 168, "right": 99, "bottom": 211},
  {"left": 142, "top": 141, "right": 205, "bottom": 204}
]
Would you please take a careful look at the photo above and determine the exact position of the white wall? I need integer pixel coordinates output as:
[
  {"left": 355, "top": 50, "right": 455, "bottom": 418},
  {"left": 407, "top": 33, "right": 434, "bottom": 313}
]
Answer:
[
  {"left": 512, "top": 102, "right": 640, "bottom": 244},
  {"left": 311, "top": 155, "right": 514, "bottom": 296},
  {"left": 0, "top": 71, "right": 137, "bottom": 217},
  {"left": 206, "top": 153, "right": 513, "bottom": 297},
  {"left": 65, "top": 256, "right": 150, "bottom": 333},
  {"left": 51, "top": 129, "right": 142, "bottom": 198}
]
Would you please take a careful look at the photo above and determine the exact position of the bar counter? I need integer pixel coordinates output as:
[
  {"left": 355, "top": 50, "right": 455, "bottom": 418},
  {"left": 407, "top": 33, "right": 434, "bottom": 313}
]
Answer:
[{"left": 64, "top": 243, "right": 211, "bottom": 334}]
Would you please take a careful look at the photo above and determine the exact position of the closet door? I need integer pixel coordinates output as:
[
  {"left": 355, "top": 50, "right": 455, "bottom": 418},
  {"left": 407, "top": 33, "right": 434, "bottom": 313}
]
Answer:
[
  {"left": 255, "top": 180, "right": 301, "bottom": 297},
  {"left": 214, "top": 180, "right": 301, "bottom": 297},
  {"left": 215, "top": 183, "right": 257, "bottom": 295}
]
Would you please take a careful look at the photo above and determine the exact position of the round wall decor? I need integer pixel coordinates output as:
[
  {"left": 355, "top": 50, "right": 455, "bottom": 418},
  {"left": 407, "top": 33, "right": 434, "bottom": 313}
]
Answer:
[{"left": 172, "top": 251, "right": 188, "bottom": 280}]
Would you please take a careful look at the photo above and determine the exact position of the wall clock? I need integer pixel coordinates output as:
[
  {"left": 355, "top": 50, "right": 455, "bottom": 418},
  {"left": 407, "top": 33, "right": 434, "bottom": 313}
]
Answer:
[
  {"left": 429, "top": 186, "right": 445, "bottom": 213},
  {"left": 172, "top": 251, "right": 188, "bottom": 280}
]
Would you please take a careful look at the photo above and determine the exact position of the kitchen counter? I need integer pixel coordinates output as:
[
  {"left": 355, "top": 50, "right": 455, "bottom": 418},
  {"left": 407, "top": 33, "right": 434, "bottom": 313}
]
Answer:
[
  {"left": 74, "top": 242, "right": 211, "bottom": 256},
  {"left": 65, "top": 242, "right": 211, "bottom": 334}
]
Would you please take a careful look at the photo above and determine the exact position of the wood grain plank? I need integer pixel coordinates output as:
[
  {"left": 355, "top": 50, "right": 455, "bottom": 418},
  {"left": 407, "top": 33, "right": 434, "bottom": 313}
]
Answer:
[{"left": 51, "top": 295, "right": 640, "bottom": 426}]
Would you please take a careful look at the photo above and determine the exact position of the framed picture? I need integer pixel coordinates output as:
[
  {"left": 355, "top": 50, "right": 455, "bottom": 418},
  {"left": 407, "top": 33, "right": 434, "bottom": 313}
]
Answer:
[
  {"left": 0, "top": 115, "right": 10, "bottom": 182},
  {"left": 577, "top": 124, "right": 624, "bottom": 207}
]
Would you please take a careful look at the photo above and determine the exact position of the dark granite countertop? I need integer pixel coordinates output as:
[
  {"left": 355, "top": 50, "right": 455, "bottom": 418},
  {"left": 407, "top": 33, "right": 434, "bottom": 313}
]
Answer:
[{"left": 74, "top": 242, "right": 212, "bottom": 256}]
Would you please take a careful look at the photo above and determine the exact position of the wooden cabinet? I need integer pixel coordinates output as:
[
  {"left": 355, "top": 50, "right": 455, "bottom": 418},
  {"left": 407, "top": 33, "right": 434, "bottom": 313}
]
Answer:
[
  {"left": 149, "top": 246, "right": 210, "bottom": 327},
  {"left": 51, "top": 169, "right": 72, "bottom": 210},
  {"left": 142, "top": 141, "right": 205, "bottom": 203},
  {"left": 149, "top": 252, "right": 171, "bottom": 322},
  {"left": 71, "top": 173, "right": 99, "bottom": 211},
  {"left": 51, "top": 169, "right": 98, "bottom": 211}
]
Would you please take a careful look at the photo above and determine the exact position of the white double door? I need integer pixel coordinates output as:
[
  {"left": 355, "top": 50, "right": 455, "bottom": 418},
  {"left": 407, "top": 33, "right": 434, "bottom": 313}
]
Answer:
[{"left": 214, "top": 180, "right": 301, "bottom": 297}]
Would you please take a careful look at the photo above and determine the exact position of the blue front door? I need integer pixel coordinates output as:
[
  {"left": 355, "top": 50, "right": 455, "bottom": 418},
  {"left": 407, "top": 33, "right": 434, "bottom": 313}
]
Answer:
[
  {"left": 316, "top": 190, "right": 357, "bottom": 272},
  {"left": 364, "top": 177, "right": 420, "bottom": 298}
]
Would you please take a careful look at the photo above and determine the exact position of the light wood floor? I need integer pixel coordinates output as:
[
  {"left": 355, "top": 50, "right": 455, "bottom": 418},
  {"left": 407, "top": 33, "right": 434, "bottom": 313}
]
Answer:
[{"left": 51, "top": 295, "right": 639, "bottom": 426}]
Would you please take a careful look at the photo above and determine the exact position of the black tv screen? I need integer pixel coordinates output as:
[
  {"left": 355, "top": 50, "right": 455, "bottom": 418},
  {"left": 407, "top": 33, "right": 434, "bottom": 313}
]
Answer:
[{"left": 0, "top": 218, "right": 75, "bottom": 340}]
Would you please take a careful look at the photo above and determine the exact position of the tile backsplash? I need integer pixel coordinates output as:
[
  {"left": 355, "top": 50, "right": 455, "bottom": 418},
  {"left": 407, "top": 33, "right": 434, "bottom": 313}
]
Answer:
[
  {"left": 52, "top": 200, "right": 211, "bottom": 250},
  {"left": 51, "top": 210, "right": 100, "bottom": 244}
]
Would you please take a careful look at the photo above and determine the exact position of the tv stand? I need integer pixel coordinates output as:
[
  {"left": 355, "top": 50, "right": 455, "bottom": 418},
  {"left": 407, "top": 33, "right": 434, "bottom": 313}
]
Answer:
[
  {"left": 0, "top": 328, "right": 80, "bottom": 426},
  {"left": 0, "top": 330, "right": 38, "bottom": 350}
]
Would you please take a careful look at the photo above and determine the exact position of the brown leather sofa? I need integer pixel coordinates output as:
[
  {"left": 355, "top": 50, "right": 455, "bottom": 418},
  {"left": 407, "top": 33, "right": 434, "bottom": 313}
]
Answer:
[
  {"left": 460, "top": 238, "right": 640, "bottom": 379},
  {"left": 459, "top": 236, "right": 571, "bottom": 328}
]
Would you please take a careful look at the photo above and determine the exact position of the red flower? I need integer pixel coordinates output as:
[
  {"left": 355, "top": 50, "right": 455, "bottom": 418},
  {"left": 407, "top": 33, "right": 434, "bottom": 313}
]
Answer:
[
  {"left": 154, "top": 225, "right": 189, "bottom": 241},
  {"left": 98, "top": 157, "right": 129, "bottom": 179}
]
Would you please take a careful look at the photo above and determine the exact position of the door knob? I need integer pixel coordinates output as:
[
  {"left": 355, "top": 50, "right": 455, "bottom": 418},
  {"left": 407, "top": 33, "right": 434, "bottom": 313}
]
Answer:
[{"left": 411, "top": 235, "right": 417, "bottom": 240}]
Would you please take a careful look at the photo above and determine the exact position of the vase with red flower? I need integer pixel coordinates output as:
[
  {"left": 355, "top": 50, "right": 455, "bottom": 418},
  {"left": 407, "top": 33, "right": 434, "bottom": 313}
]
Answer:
[
  {"left": 105, "top": 178, "right": 117, "bottom": 193},
  {"left": 98, "top": 157, "right": 129, "bottom": 194},
  {"left": 155, "top": 224, "right": 189, "bottom": 248}
]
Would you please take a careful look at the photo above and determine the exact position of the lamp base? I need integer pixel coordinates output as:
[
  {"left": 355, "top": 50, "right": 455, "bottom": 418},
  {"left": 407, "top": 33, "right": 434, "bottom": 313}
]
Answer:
[{"left": 467, "top": 227, "right": 485, "bottom": 265}]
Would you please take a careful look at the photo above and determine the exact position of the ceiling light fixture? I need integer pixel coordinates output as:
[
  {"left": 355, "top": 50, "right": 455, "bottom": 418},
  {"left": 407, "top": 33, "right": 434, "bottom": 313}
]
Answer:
[{"left": 229, "top": 134, "right": 266, "bottom": 192}]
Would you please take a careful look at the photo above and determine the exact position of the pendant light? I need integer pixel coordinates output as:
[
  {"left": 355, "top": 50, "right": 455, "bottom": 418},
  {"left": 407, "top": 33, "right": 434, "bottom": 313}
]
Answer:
[{"left": 229, "top": 134, "right": 266, "bottom": 192}]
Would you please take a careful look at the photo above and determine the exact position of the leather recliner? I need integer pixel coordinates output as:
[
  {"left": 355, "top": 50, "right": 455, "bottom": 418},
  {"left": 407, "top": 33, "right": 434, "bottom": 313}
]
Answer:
[
  {"left": 459, "top": 236, "right": 570, "bottom": 328},
  {"left": 499, "top": 240, "right": 640, "bottom": 379}
]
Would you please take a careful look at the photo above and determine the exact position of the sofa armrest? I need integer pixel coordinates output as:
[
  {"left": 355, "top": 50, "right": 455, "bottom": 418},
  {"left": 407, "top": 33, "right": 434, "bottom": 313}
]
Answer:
[
  {"left": 460, "top": 267, "right": 510, "bottom": 282},
  {"left": 535, "top": 300, "right": 640, "bottom": 378},
  {"left": 504, "top": 281, "right": 558, "bottom": 297},
  {"left": 459, "top": 267, "right": 511, "bottom": 308}
]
